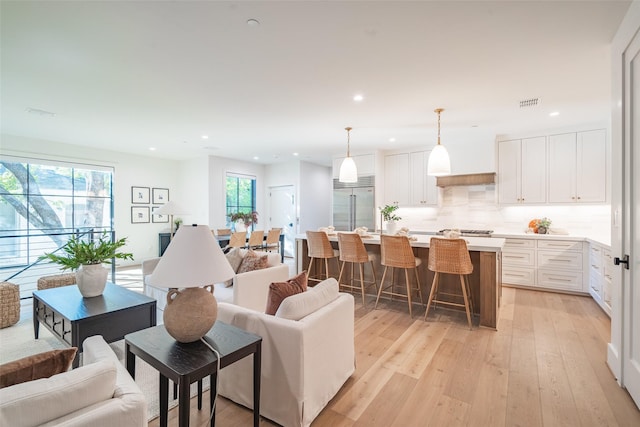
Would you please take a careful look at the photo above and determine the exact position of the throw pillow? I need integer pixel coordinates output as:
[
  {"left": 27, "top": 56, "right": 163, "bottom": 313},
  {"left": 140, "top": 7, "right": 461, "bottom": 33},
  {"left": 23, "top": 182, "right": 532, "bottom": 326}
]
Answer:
[
  {"left": 265, "top": 271, "right": 308, "bottom": 315},
  {"left": 276, "top": 277, "right": 339, "bottom": 320},
  {"left": 236, "top": 250, "right": 269, "bottom": 275},
  {"left": 0, "top": 347, "right": 77, "bottom": 388},
  {"left": 224, "top": 248, "right": 245, "bottom": 287}
]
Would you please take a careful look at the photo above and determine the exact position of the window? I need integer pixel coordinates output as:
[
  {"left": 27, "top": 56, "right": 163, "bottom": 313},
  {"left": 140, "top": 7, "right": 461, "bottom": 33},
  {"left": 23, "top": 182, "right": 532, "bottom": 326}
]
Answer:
[
  {"left": 0, "top": 157, "right": 114, "bottom": 269},
  {"left": 225, "top": 173, "right": 256, "bottom": 226}
]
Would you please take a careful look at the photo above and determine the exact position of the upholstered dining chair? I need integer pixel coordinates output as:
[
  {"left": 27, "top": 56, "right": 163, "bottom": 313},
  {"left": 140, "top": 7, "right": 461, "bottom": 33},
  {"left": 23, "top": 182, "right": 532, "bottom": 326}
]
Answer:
[
  {"left": 305, "top": 230, "right": 340, "bottom": 285},
  {"left": 425, "top": 237, "right": 474, "bottom": 330},
  {"left": 374, "top": 234, "right": 424, "bottom": 318}
]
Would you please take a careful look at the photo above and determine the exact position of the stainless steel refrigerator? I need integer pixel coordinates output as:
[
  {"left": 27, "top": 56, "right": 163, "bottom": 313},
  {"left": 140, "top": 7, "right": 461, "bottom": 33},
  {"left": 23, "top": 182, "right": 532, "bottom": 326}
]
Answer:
[{"left": 333, "top": 178, "right": 375, "bottom": 231}]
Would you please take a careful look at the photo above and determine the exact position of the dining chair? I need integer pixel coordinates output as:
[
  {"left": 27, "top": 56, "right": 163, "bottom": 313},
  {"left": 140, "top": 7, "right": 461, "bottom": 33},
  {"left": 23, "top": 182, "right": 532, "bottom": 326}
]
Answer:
[
  {"left": 258, "top": 228, "right": 282, "bottom": 253},
  {"left": 425, "top": 237, "right": 474, "bottom": 330},
  {"left": 216, "top": 228, "right": 232, "bottom": 236},
  {"left": 247, "top": 230, "right": 265, "bottom": 250},
  {"left": 374, "top": 234, "right": 424, "bottom": 318},
  {"left": 228, "top": 231, "right": 248, "bottom": 250}
]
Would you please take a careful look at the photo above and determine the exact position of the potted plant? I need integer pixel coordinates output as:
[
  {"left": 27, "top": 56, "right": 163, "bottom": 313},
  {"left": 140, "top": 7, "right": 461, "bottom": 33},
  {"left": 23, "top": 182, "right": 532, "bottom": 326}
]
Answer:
[
  {"left": 536, "top": 217, "right": 552, "bottom": 234},
  {"left": 40, "top": 232, "right": 133, "bottom": 297},
  {"left": 174, "top": 217, "right": 183, "bottom": 231},
  {"left": 380, "top": 204, "right": 401, "bottom": 234}
]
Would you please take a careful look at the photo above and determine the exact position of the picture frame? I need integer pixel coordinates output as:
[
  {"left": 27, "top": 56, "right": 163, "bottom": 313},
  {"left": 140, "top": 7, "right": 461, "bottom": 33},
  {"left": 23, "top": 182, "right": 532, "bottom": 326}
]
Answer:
[
  {"left": 152, "top": 206, "right": 169, "bottom": 223},
  {"left": 152, "top": 188, "right": 169, "bottom": 204},
  {"left": 131, "top": 206, "right": 150, "bottom": 223},
  {"left": 131, "top": 186, "right": 150, "bottom": 204}
]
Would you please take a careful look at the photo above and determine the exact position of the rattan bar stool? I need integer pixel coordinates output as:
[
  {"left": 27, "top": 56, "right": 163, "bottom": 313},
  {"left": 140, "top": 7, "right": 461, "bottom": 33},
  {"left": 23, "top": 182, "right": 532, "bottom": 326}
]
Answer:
[
  {"left": 337, "top": 232, "right": 378, "bottom": 306},
  {"left": 248, "top": 230, "right": 265, "bottom": 250},
  {"left": 425, "top": 237, "right": 474, "bottom": 330},
  {"left": 305, "top": 230, "right": 340, "bottom": 285},
  {"left": 374, "top": 235, "right": 424, "bottom": 318}
]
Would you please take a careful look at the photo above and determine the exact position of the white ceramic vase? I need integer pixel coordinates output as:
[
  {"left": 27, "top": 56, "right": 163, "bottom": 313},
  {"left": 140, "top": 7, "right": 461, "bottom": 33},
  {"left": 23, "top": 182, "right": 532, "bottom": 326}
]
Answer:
[
  {"left": 235, "top": 220, "right": 246, "bottom": 232},
  {"left": 76, "top": 263, "right": 108, "bottom": 297},
  {"left": 386, "top": 220, "right": 398, "bottom": 235}
]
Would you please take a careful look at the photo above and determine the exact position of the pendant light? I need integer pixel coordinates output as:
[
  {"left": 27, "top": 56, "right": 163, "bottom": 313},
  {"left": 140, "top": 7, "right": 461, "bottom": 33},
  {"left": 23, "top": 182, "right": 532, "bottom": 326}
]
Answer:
[
  {"left": 339, "top": 126, "right": 358, "bottom": 183},
  {"left": 427, "top": 108, "right": 451, "bottom": 176}
]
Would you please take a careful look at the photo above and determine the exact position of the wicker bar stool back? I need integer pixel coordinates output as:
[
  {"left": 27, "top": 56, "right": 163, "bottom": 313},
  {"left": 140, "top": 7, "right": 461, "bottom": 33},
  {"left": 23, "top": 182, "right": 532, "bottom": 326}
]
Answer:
[
  {"left": 248, "top": 230, "right": 265, "bottom": 249},
  {"left": 425, "top": 237, "right": 474, "bottom": 330},
  {"left": 337, "top": 233, "right": 378, "bottom": 305},
  {"left": 305, "top": 230, "right": 340, "bottom": 285},
  {"left": 374, "top": 235, "right": 424, "bottom": 318}
]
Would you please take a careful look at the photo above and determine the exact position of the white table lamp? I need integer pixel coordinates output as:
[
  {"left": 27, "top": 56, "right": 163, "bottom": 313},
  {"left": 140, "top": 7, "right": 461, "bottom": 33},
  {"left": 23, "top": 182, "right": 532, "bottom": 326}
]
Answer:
[
  {"left": 154, "top": 200, "right": 186, "bottom": 239},
  {"left": 147, "top": 224, "right": 234, "bottom": 343}
]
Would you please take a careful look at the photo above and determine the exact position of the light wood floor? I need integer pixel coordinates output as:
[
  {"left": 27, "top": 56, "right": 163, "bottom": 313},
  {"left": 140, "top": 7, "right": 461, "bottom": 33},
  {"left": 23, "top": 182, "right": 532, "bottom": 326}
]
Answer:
[{"left": 149, "top": 286, "right": 640, "bottom": 427}]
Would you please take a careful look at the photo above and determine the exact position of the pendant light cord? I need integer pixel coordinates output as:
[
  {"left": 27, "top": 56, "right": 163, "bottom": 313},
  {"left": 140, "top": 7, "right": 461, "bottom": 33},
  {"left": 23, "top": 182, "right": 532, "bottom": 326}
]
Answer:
[
  {"left": 345, "top": 126, "right": 352, "bottom": 156},
  {"left": 435, "top": 108, "right": 443, "bottom": 146}
]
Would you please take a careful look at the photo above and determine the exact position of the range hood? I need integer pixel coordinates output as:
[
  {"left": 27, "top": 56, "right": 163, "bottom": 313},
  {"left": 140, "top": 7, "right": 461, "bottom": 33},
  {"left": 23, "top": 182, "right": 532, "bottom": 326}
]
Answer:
[{"left": 436, "top": 172, "right": 496, "bottom": 187}]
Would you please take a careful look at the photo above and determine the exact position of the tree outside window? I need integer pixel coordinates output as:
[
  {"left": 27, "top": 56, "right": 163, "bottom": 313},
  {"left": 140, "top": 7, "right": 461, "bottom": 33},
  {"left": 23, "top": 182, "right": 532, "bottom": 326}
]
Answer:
[{"left": 225, "top": 174, "right": 256, "bottom": 230}]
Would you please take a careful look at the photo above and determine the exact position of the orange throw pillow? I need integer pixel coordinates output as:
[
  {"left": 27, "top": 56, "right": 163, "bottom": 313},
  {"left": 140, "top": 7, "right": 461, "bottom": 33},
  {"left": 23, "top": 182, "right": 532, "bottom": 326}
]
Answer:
[
  {"left": 265, "top": 271, "right": 308, "bottom": 315},
  {"left": 0, "top": 347, "right": 77, "bottom": 388}
]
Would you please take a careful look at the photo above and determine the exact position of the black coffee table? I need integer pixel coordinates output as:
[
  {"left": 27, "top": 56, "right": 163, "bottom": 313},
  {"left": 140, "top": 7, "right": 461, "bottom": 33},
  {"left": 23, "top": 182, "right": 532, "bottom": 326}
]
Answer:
[
  {"left": 125, "top": 322, "right": 262, "bottom": 427},
  {"left": 33, "top": 282, "right": 157, "bottom": 367}
]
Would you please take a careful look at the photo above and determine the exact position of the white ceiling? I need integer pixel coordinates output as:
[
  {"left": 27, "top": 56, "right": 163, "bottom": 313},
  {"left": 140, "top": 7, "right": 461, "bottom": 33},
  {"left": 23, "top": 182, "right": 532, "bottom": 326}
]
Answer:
[{"left": 0, "top": 1, "right": 631, "bottom": 166}]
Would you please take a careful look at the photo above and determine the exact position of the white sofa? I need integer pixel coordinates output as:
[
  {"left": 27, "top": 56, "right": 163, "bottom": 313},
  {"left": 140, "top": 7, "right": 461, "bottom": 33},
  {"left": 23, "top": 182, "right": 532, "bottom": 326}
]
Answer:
[
  {"left": 143, "top": 249, "right": 289, "bottom": 314},
  {"left": 216, "top": 278, "right": 355, "bottom": 427},
  {"left": 0, "top": 335, "right": 146, "bottom": 427}
]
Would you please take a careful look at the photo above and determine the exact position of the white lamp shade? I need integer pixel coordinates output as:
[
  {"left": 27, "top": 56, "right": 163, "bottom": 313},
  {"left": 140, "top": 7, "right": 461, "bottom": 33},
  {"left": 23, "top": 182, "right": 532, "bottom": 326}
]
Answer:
[
  {"left": 148, "top": 224, "right": 234, "bottom": 288},
  {"left": 154, "top": 200, "right": 186, "bottom": 216},
  {"left": 339, "top": 156, "right": 358, "bottom": 183},
  {"left": 427, "top": 145, "right": 451, "bottom": 176}
]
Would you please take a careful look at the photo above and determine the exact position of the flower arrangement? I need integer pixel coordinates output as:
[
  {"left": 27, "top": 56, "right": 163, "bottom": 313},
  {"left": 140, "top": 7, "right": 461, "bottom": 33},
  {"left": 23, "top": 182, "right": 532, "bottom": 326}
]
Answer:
[
  {"left": 229, "top": 211, "right": 259, "bottom": 227},
  {"left": 379, "top": 204, "right": 401, "bottom": 222},
  {"left": 528, "top": 217, "right": 552, "bottom": 234}
]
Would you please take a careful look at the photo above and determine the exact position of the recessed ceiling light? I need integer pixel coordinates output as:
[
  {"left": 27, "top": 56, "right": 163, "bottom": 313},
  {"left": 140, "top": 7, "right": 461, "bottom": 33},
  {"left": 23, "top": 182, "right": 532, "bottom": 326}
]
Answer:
[
  {"left": 247, "top": 18, "right": 260, "bottom": 27},
  {"left": 471, "top": 125, "right": 479, "bottom": 128},
  {"left": 149, "top": 147, "right": 156, "bottom": 151},
  {"left": 389, "top": 138, "right": 396, "bottom": 143},
  {"left": 203, "top": 146, "right": 219, "bottom": 150},
  {"left": 293, "top": 152, "right": 299, "bottom": 156},
  {"left": 549, "top": 111, "right": 560, "bottom": 117},
  {"left": 353, "top": 94, "right": 364, "bottom": 102},
  {"left": 201, "top": 135, "right": 209, "bottom": 139},
  {"left": 253, "top": 156, "right": 259, "bottom": 160}
]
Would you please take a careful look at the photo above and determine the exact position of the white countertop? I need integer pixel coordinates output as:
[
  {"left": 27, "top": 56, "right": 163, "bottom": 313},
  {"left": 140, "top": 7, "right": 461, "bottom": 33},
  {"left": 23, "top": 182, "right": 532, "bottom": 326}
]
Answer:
[{"left": 296, "top": 233, "right": 505, "bottom": 253}]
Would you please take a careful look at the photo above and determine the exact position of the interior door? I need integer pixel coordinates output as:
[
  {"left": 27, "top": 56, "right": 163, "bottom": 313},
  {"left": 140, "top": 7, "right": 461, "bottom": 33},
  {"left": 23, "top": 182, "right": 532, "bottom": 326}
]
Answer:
[
  {"left": 622, "top": 32, "right": 640, "bottom": 406},
  {"left": 269, "top": 185, "right": 296, "bottom": 257}
]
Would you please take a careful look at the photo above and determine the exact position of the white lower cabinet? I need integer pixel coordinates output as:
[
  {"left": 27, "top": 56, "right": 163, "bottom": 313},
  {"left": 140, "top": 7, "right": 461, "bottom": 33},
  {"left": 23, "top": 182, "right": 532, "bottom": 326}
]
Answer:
[
  {"left": 502, "top": 237, "right": 585, "bottom": 293},
  {"left": 589, "top": 242, "right": 612, "bottom": 316}
]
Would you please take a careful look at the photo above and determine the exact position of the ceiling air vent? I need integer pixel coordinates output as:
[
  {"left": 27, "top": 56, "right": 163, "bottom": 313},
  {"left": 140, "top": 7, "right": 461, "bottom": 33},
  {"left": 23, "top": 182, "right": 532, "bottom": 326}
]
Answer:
[{"left": 519, "top": 98, "right": 540, "bottom": 108}]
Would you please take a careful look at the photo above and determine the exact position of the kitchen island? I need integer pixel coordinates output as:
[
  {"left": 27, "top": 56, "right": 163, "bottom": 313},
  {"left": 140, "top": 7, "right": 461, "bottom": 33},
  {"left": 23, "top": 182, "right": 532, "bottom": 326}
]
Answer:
[{"left": 296, "top": 233, "right": 505, "bottom": 329}]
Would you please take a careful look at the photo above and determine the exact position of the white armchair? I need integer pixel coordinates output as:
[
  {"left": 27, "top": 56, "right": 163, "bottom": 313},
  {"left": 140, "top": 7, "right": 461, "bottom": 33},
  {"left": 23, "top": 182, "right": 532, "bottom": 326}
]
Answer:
[
  {"left": 143, "top": 250, "right": 289, "bottom": 315},
  {"left": 216, "top": 278, "right": 355, "bottom": 427}
]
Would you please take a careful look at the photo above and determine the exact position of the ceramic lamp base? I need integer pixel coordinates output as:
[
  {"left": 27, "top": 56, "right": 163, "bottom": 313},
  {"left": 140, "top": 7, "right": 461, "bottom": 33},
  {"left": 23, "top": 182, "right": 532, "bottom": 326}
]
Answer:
[{"left": 163, "top": 286, "right": 217, "bottom": 343}]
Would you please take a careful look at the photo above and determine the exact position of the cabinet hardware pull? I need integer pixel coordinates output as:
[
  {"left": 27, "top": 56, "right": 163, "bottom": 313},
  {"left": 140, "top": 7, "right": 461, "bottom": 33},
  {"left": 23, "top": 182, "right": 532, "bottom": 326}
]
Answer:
[{"left": 549, "top": 277, "right": 572, "bottom": 282}]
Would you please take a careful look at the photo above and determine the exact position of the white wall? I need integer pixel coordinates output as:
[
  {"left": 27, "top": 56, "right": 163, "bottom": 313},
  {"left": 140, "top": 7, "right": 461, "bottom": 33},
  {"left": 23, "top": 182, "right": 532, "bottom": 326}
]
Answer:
[
  {"left": 0, "top": 133, "right": 180, "bottom": 263},
  {"left": 177, "top": 156, "right": 209, "bottom": 226},
  {"left": 265, "top": 160, "right": 300, "bottom": 231},
  {"left": 299, "top": 161, "right": 332, "bottom": 232}
]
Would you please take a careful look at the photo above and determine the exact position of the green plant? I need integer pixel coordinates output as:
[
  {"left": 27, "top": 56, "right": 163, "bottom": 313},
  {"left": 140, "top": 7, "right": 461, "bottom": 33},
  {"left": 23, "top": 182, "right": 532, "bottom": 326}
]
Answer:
[
  {"left": 228, "top": 211, "right": 259, "bottom": 227},
  {"left": 379, "top": 204, "right": 401, "bottom": 222},
  {"left": 174, "top": 217, "right": 183, "bottom": 227},
  {"left": 537, "top": 217, "right": 552, "bottom": 229},
  {"left": 40, "top": 232, "right": 133, "bottom": 271}
]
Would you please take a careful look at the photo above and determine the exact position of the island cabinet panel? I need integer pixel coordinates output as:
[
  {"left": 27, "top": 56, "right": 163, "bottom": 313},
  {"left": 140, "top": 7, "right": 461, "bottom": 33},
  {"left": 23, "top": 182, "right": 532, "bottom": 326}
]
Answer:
[{"left": 296, "top": 236, "right": 503, "bottom": 330}]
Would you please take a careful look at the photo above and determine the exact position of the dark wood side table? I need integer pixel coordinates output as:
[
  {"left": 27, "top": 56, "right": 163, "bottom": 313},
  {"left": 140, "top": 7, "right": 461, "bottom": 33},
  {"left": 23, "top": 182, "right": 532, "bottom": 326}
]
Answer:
[
  {"left": 33, "top": 282, "right": 157, "bottom": 367},
  {"left": 125, "top": 322, "right": 262, "bottom": 427}
]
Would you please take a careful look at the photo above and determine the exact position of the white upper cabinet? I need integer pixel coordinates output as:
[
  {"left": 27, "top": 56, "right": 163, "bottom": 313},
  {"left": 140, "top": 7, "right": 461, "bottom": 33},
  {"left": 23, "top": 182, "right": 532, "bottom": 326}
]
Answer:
[
  {"left": 548, "top": 129, "right": 606, "bottom": 203},
  {"left": 498, "top": 137, "right": 546, "bottom": 204},
  {"left": 384, "top": 153, "right": 410, "bottom": 205},
  {"left": 409, "top": 150, "right": 438, "bottom": 206},
  {"left": 332, "top": 154, "right": 375, "bottom": 179}
]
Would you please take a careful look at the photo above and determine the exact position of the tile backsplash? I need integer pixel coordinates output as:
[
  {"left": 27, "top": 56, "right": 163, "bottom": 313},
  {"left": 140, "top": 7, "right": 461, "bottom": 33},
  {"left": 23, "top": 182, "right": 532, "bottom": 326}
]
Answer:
[{"left": 395, "top": 184, "right": 611, "bottom": 238}]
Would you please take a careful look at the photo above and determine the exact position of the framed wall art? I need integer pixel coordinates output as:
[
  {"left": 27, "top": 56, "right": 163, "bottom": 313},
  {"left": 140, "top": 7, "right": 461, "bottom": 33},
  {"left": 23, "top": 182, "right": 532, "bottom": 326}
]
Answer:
[
  {"left": 131, "top": 186, "right": 150, "bottom": 204},
  {"left": 152, "top": 206, "right": 169, "bottom": 223},
  {"left": 152, "top": 188, "right": 169, "bottom": 204},
  {"left": 131, "top": 206, "right": 150, "bottom": 223}
]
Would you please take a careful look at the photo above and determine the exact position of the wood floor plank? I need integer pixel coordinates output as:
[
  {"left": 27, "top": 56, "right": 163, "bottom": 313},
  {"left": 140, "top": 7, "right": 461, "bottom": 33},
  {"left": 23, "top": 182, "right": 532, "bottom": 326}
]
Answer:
[
  {"left": 395, "top": 320, "right": 450, "bottom": 379},
  {"left": 443, "top": 326, "right": 490, "bottom": 404},
  {"left": 352, "top": 372, "right": 417, "bottom": 427},
  {"left": 505, "top": 336, "right": 543, "bottom": 427}
]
